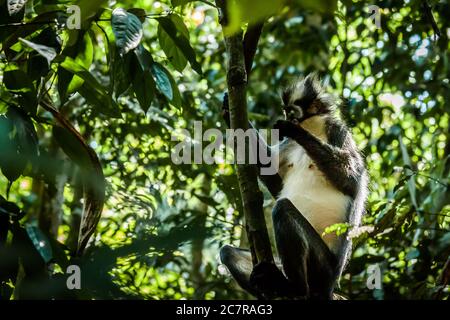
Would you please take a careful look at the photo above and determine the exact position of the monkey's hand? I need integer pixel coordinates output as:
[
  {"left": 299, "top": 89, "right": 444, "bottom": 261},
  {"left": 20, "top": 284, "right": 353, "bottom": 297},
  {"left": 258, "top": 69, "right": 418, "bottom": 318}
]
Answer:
[
  {"left": 274, "top": 120, "right": 303, "bottom": 139},
  {"left": 222, "top": 92, "right": 230, "bottom": 127}
]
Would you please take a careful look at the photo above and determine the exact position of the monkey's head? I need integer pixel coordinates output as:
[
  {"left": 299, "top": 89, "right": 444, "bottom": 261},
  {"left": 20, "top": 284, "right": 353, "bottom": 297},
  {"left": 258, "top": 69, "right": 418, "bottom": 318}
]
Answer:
[{"left": 281, "top": 74, "right": 335, "bottom": 124}]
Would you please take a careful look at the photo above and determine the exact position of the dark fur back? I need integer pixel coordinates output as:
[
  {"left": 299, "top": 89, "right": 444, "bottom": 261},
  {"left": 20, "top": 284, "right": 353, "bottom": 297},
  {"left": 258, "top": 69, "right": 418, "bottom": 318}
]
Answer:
[{"left": 325, "top": 116, "right": 368, "bottom": 280}]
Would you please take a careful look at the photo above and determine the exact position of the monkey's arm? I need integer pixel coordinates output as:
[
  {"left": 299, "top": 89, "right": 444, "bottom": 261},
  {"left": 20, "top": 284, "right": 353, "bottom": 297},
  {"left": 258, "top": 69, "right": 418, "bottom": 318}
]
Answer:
[
  {"left": 223, "top": 94, "right": 283, "bottom": 198},
  {"left": 274, "top": 120, "right": 360, "bottom": 198}
]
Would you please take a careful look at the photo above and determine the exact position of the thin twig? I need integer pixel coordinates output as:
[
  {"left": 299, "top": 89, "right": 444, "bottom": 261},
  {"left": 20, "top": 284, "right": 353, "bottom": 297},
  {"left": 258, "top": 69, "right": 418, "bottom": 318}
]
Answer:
[
  {"left": 421, "top": 0, "right": 441, "bottom": 39},
  {"left": 0, "top": 11, "right": 172, "bottom": 28}
]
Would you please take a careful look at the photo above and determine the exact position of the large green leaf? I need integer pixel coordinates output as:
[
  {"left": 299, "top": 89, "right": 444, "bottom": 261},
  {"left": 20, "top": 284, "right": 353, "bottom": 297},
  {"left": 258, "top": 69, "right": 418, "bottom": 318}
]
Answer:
[
  {"left": 3, "top": 69, "right": 34, "bottom": 92},
  {"left": 58, "top": 31, "right": 93, "bottom": 102},
  {"left": 3, "top": 69, "right": 38, "bottom": 114},
  {"left": 53, "top": 126, "right": 92, "bottom": 169},
  {"left": 4, "top": 69, "right": 38, "bottom": 114},
  {"left": 111, "top": 8, "right": 143, "bottom": 56},
  {"left": 225, "top": 0, "right": 284, "bottom": 34},
  {"left": 157, "top": 16, "right": 202, "bottom": 74},
  {"left": 158, "top": 22, "right": 187, "bottom": 72},
  {"left": 60, "top": 57, "right": 121, "bottom": 118},
  {"left": 19, "top": 38, "right": 57, "bottom": 65},
  {"left": 60, "top": 56, "right": 102, "bottom": 89},
  {"left": 225, "top": 0, "right": 337, "bottom": 34},
  {"left": 0, "top": 106, "right": 38, "bottom": 183}
]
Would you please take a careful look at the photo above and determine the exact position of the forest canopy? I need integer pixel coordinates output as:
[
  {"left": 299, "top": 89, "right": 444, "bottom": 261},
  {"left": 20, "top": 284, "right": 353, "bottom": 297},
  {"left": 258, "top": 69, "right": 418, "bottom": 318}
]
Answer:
[{"left": 0, "top": 0, "right": 449, "bottom": 300}]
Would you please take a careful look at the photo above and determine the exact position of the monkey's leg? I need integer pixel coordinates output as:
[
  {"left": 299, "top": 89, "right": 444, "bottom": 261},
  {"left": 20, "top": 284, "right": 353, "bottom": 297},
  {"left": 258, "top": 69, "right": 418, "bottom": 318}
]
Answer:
[
  {"left": 219, "top": 245, "right": 258, "bottom": 296},
  {"left": 222, "top": 93, "right": 283, "bottom": 198},
  {"left": 272, "top": 198, "right": 338, "bottom": 299}
]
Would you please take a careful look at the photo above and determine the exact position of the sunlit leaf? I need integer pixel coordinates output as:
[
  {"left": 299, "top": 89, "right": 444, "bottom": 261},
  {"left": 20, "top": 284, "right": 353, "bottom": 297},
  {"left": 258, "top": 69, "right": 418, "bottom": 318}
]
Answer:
[
  {"left": 19, "top": 38, "right": 57, "bottom": 65},
  {"left": 157, "top": 16, "right": 202, "bottom": 74},
  {"left": 111, "top": 8, "right": 143, "bottom": 56}
]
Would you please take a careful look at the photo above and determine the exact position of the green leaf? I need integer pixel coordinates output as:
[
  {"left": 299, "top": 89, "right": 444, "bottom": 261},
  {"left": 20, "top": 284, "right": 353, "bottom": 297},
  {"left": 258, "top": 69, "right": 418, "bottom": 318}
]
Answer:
[
  {"left": 165, "top": 67, "right": 182, "bottom": 109},
  {"left": 60, "top": 56, "right": 100, "bottom": 89},
  {"left": 111, "top": 8, "right": 143, "bottom": 56},
  {"left": 78, "top": 83, "right": 122, "bottom": 118},
  {"left": 171, "top": 0, "right": 194, "bottom": 7},
  {"left": 19, "top": 37, "right": 57, "bottom": 65},
  {"left": 2, "top": 69, "right": 38, "bottom": 114},
  {"left": 157, "top": 16, "right": 202, "bottom": 74},
  {"left": 58, "top": 31, "right": 93, "bottom": 102},
  {"left": 133, "top": 70, "right": 156, "bottom": 113},
  {"left": 0, "top": 106, "right": 38, "bottom": 183},
  {"left": 134, "top": 44, "right": 153, "bottom": 71},
  {"left": 150, "top": 62, "right": 173, "bottom": 101},
  {"left": 399, "top": 134, "right": 418, "bottom": 210},
  {"left": 112, "top": 49, "right": 133, "bottom": 98},
  {"left": 132, "top": 53, "right": 156, "bottom": 112},
  {"left": 53, "top": 126, "right": 92, "bottom": 169},
  {"left": 293, "top": 0, "right": 337, "bottom": 14},
  {"left": 168, "top": 13, "right": 190, "bottom": 39},
  {"left": 127, "top": 8, "right": 147, "bottom": 23},
  {"left": 3, "top": 69, "right": 34, "bottom": 92},
  {"left": 3, "top": 11, "right": 60, "bottom": 50},
  {"left": 27, "top": 55, "right": 50, "bottom": 80},
  {"left": 0, "top": 114, "right": 23, "bottom": 183},
  {"left": 158, "top": 23, "right": 187, "bottom": 72},
  {"left": 225, "top": 0, "right": 284, "bottom": 35},
  {"left": 225, "top": 0, "right": 337, "bottom": 34},
  {"left": 7, "top": 0, "right": 27, "bottom": 16},
  {"left": 60, "top": 57, "right": 121, "bottom": 118}
]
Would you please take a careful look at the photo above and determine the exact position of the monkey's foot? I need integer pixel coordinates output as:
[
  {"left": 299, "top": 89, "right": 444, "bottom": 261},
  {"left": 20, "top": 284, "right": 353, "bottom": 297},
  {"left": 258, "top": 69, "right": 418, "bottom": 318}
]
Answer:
[{"left": 249, "top": 261, "right": 294, "bottom": 299}]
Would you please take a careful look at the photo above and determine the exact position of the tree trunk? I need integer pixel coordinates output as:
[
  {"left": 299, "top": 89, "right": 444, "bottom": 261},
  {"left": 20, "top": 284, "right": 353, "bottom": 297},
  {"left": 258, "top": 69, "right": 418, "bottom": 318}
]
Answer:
[{"left": 215, "top": 0, "right": 274, "bottom": 265}]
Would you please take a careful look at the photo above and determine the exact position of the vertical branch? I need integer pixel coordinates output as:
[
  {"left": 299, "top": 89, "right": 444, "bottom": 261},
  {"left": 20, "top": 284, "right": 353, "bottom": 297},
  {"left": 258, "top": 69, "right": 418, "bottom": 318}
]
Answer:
[{"left": 216, "top": 0, "right": 273, "bottom": 265}]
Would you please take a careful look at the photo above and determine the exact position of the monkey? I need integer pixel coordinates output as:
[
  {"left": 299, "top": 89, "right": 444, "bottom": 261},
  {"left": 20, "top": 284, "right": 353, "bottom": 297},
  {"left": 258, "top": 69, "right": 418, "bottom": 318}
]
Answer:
[{"left": 219, "top": 74, "right": 368, "bottom": 299}]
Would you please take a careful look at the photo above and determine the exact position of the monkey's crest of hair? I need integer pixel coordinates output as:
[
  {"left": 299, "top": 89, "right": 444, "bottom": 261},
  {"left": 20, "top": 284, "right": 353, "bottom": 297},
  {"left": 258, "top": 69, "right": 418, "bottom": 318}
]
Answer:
[{"left": 282, "top": 73, "right": 339, "bottom": 118}]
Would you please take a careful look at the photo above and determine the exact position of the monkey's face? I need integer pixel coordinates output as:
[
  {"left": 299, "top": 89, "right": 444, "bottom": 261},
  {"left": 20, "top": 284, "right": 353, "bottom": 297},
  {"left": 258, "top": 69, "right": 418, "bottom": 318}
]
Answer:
[
  {"left": 283, "top": 104, "right": 304, "bottom": 124},
  {"left": 282, "top": 74, "right": 332, "bottom": 124}
]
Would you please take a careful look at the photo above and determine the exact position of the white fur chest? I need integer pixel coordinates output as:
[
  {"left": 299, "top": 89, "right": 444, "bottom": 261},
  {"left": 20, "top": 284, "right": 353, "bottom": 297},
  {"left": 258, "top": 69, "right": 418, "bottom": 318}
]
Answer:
[{"left": 273, "top": 118, "right": 351, "bottom": 252}]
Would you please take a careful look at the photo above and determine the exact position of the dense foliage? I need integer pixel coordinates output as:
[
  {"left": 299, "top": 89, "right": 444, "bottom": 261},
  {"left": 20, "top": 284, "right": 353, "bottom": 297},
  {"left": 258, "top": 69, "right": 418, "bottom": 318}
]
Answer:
[{"left": 0, "top": 0, "right": 449, "bottom": 300}]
